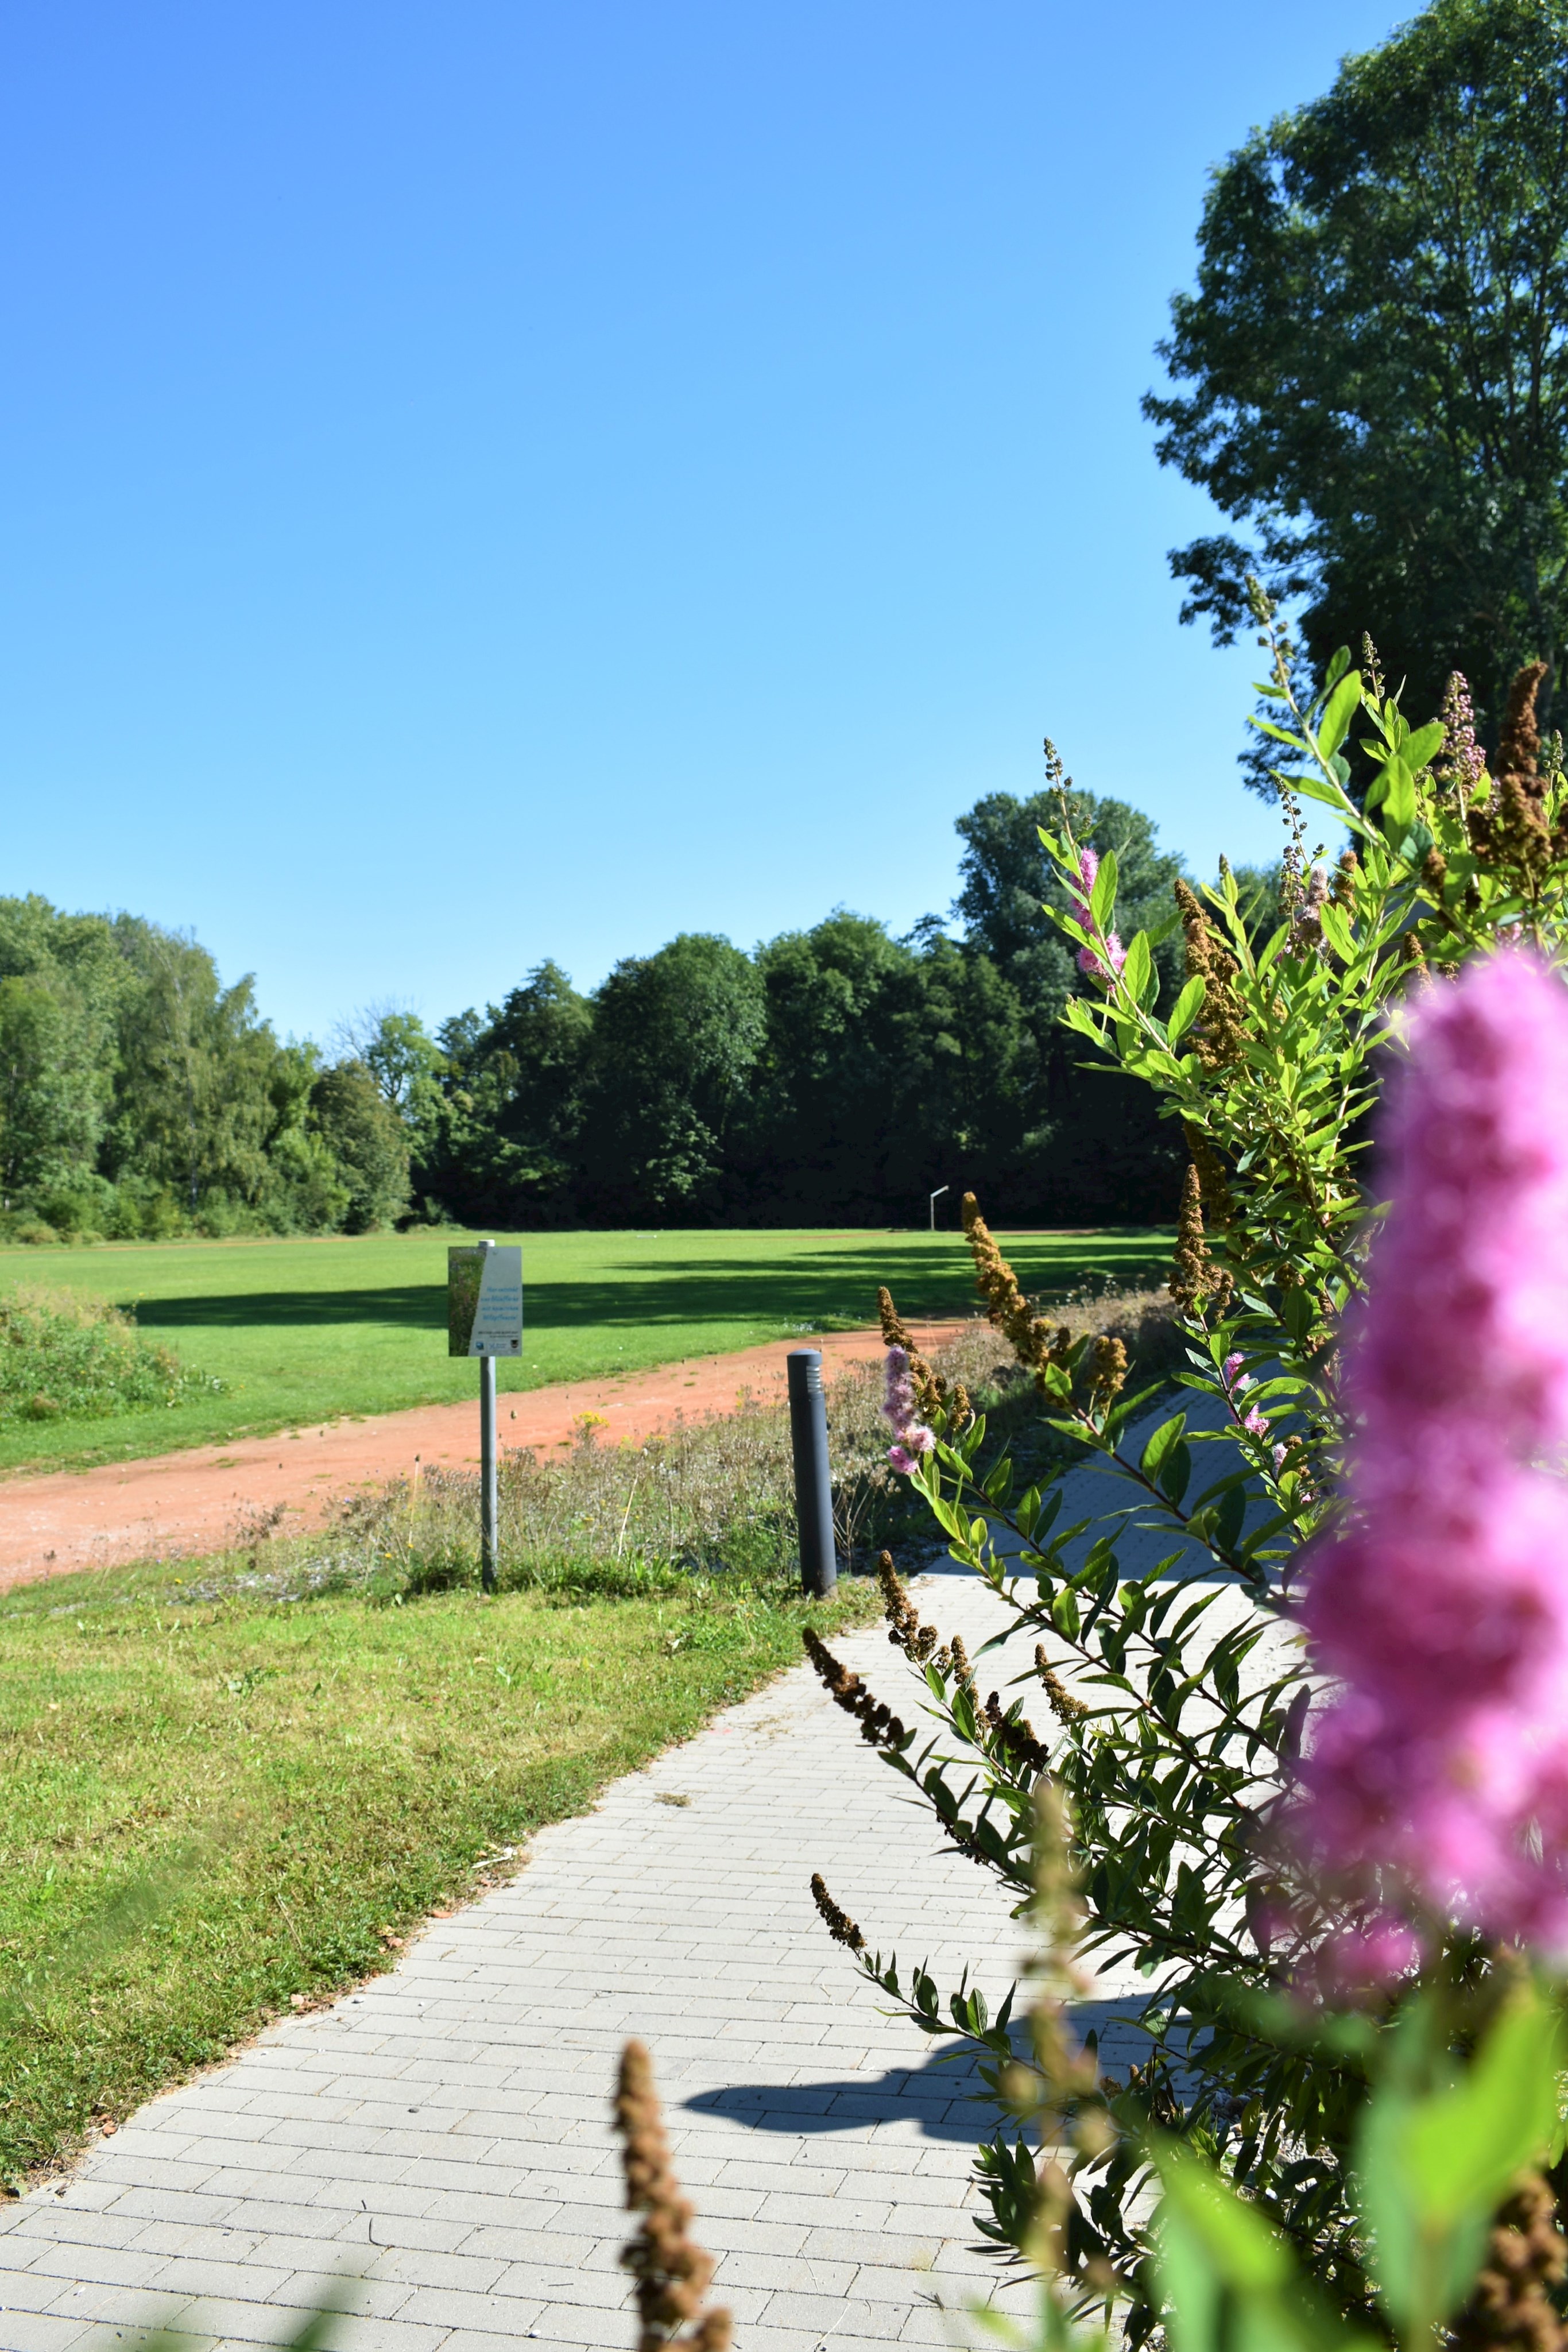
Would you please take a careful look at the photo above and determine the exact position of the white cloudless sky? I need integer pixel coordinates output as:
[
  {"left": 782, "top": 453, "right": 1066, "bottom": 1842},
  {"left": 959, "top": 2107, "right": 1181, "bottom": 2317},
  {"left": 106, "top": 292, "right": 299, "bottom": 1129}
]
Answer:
[{"left": 0, "top": 0, "right": 1399, "bottom": 1040}]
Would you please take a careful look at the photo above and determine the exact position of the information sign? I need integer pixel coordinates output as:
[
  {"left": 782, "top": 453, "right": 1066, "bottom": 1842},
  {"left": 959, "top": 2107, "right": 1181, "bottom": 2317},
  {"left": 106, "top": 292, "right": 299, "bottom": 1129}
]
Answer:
[{"left": 448, "top": 1244, "right": 523, "bottom": 1357}]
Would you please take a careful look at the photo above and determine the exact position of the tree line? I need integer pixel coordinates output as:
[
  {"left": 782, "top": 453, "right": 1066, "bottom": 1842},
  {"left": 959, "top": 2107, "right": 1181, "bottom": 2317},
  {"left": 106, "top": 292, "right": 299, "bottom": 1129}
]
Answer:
[{"left": 0, "top": 788, "right": 1206, "bottom": 1241}]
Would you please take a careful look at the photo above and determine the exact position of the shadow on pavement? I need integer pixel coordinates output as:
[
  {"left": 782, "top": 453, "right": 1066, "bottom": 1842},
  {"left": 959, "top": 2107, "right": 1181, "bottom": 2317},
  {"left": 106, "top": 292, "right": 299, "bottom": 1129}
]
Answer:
[{"left": 684, "top": 2000, "right": 1150, "bottom": 2141}]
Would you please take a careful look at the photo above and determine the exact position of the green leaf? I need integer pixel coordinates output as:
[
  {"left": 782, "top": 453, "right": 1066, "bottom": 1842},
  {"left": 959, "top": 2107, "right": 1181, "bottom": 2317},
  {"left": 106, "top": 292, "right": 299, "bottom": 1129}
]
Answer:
[
  {"left": 1316, "top": 670, "right": 1363, "bottom": 759},
  {"left": 1323, "top": 644, "right": 1352, "bottom": 691},
  {"left": 1166, "top": 975, "right": 1206, "bottom": 1046},
  {"left": 1140, "top": 1413, "right": 1188, "bottom": 1483},
  {"left": 1404, "top": 1991, "right": 1561, "bottom": 2221},
  {"left": 1159, "top": 2142, "right": 1292, "bottom": 2293},
  {"left": 1089, "top": 848, "right": 1118, "bottom": 933},
  {"left": 1159, "top": 1441, "right": 1193, "bottom": 1505},
  {"left": 1290, "top": 765, "right": 1371, "bottom": 836},
  {"left": 1356, "top": 1987, "right": 1563, "bottom": 2338},
  {"left": 1250, "top": 718, "right": 1308, "bottom": 751},
  {"left": 1050, "top": 1585, "right": 1081, "bottom": 1639},
  {"left": 1121, "top": 928, "right": 1153, "bottom": 1006},
  {"left": 1373, "top": 753, "right": 1418, "bottom": 833},
  {"left": 1153, "top": 2140, "right": 1372, "bottom": 2352},
  {"left": 1404, "top": 720, "right": 1445, "bottom": 772}
]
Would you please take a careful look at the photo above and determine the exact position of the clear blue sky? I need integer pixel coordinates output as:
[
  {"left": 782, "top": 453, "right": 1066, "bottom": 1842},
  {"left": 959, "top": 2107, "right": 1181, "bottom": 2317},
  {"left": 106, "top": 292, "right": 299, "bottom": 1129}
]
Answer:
[{"left": 2, "top": 0, "right": 1399, "bottom": 1043}]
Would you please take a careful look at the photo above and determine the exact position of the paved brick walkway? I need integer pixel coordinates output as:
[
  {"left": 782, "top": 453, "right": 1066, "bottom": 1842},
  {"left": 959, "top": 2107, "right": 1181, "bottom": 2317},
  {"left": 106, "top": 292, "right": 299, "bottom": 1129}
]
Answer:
[
  {"left": 0, "top": 1392, "right": 1279, "bottom": 2352},
  {"left": 0, "top": 1570, "right": 1041, "bottom": 2352}
]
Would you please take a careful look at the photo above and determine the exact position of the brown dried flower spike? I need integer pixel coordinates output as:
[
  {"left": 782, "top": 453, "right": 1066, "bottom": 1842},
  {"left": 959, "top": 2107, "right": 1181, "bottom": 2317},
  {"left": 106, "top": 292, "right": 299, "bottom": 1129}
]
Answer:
[
  {"left": 961, "top": 1192, "right": 1070, "bottom": 1391},
  {"left": 1169, "top": 1165, "right": 1210, "bottom": 1314},
  {"left": 1451, "top": 2168, "right": 1568, "bottom": 2352},
  {"left": 1173, "top": 879, "right": 1246, "bottom": 1069},
  {"left": 877, "top": 1284, "right": 946, "bottom": 1419},
  {"left": 615, "top": 2040, "right": 732, "bottom": 2352}
]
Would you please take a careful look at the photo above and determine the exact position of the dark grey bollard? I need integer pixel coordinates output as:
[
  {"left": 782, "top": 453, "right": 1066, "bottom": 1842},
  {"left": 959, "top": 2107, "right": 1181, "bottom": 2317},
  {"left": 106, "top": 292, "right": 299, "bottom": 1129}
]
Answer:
[
  {"left": 479, "top": 1351, "right": 498, "bottom": 1594},
  {"left": 787, "top": 1349, "right": 838, "bottom": 1597}
]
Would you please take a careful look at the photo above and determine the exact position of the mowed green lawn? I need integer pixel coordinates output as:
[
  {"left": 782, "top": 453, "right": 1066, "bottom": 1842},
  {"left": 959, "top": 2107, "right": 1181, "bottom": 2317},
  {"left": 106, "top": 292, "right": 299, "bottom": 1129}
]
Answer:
[
  {"left": 0, "top": 1224, "right": 1171, "bottom": 1476},
  {"left": 0, "top": 1556, "right": 876, "bottom": 2181}
]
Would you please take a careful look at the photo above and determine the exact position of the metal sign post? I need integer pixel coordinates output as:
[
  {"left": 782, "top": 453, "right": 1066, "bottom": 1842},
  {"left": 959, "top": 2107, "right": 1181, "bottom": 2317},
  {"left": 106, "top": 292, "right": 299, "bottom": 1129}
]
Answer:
[
  {"left": 929, "top": 1183, "right": 949, "bottom": 1231},
  {"left": 448, "top": 1239, "right": 524, "bottom": 1595},
  {"left": 786, "top": 1348, "right": 837, "bottom": 1597}
]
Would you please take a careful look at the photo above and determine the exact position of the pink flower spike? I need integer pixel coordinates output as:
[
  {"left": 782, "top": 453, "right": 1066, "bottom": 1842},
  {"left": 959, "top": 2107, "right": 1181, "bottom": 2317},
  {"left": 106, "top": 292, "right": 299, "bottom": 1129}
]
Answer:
[
  {"left": 1318, "top": 1919, "right": 1422, "bottom": 1994},
  {"left": 1298, "top": 949, "right": 1568, "bottom": 1949},
  {"left": 1221, "top": 1352, "right": 1246, "bottom": 1387},
  {"left": 887, "top": 1445, "right": 918, "bottom": 1476},
  {"left": 1076, "top": 933, "right": 1126, "bottom": 982},
  {"left": 882, "top": 1346, "right": 915, "bottom": 1431},
  {"left": 1242, "top": 1407, "right": 1269, "bottom": 1438}
]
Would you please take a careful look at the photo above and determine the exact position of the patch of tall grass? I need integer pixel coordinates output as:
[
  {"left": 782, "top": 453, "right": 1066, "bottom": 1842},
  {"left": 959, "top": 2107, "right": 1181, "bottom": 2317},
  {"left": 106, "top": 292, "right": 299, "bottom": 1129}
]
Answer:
[
  {"left": 0, "top": 1287, "right": 224, "bottom": 1426},
  {"left": 214, "top": 1291, "right": 1179, "bottom": 1607}
]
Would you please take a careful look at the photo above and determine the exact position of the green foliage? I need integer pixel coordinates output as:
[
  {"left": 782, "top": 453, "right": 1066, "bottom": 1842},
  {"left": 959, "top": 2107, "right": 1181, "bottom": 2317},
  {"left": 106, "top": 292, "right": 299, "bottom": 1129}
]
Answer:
[
  {"left": 813, "top": 632, "right": 1568, "bottom": 2342},
  {"left": 4, "top": 780, "right": 1197, "bottom": 1233},
  {"left": 424, "top": 962, "right": 593, "bottom": 1225},
  {"left": 0, "top": 895, "right": 419, "bottom": 1240},
  {"left": 1140, "top": 1984, "right": 1566, "bottom": 2352},
  {"left": 0, "top": 1287, "right": 222, "bottom": 1425},
  {"left": 308, "top": 1061, "right": 412, "bottom": 1232},
  {"left": 1147, "top": 0, "right": 1568, "bottom": 769},
  {"left": 580, "top": 932, "right": 768, "bottom": 1218}
]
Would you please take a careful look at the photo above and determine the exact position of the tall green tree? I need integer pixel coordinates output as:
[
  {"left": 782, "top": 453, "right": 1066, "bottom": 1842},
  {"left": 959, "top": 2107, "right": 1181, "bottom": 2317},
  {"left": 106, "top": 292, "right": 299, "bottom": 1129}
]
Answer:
[
  {"left": 423, "top": 964, "right": 593, "bottom": 1224},
  {"left": 580, "top": 935, "right": 765, "bottom": 1220},
  {"left": 736, "top": 912, "right": 1037, "bottom": 1223},
  {"left": 0, "top": 896, "right": 122, "bottom": 1206},
  {"left": 308, "top": 1062, "right": 412, "bottom": 1231},
  {"left": 106, "top": 923, "right": 288, "bottom": 1218},
  {"left": 1146, "top": 0, "right": 1568, "bottom": 767}
]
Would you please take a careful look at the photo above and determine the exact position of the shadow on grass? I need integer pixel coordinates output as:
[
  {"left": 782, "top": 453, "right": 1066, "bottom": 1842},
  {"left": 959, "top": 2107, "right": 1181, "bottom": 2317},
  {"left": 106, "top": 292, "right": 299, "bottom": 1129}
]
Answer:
[{"left": 125, "top": 1235, "right": 1172, "bottom": 1339}]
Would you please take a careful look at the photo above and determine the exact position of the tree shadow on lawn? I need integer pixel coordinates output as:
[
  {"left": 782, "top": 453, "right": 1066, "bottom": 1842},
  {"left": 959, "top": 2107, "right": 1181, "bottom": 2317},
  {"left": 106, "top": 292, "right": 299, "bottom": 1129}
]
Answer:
[{"left": 123, "top": 1236, "right": 1171, "bottom": 1341}]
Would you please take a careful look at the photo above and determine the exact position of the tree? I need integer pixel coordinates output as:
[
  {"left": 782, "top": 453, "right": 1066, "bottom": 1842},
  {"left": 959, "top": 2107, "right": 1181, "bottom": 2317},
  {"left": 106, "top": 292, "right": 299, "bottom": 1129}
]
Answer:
[
  {"left": 308, "top": 1062, "right": 412, "bottom": 1231},
  {"left": 0, "top": 896, "right": 122, "bottom": 1207},
  {"left": 421, "top": 964, "right": 593, "bottom": 1224},
  {"left": 0, "top": 978, "right": 103, "bottom": 1206},
  {"left": 106, "top": 922, "right": 286, "bottom": 1220},
  {"left": 737, "top": 915, "right": 1039, "bottom": 1223},
  {"left": 954, "top": 785, "right": 1188, "bottom": 1218},
  {"left": 580, "top": 935, "right": 765, "bottom": 1220},
  {"left": 1146, "top": 0, "right": 1568, "bottom": 769},
  {"left": 351, "top": 1010, "right": 445, "bottom": 1120}
]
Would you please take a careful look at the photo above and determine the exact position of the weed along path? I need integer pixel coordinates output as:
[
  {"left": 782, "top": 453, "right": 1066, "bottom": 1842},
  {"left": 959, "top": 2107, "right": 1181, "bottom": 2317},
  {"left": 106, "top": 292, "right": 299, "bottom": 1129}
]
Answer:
[{"left": 0, "top": 1322, "right": 966, "bottom": 1590}]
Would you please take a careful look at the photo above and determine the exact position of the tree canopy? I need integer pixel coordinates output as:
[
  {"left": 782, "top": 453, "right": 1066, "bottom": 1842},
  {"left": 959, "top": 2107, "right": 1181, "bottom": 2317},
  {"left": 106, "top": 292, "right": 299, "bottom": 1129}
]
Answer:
[
  {"left": 1147, "top": 0, "right": 1568, "bottom": 762},
  {"left": 0, "top": 782, "right": 1197, "bottom": 1241}
]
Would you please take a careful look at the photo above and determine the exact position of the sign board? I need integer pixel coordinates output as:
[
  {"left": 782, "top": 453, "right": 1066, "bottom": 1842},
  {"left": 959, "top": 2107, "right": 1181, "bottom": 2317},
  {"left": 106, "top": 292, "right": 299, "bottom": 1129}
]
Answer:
[{"left": 448, "top": 1245, "right": 523, "bottom": 1357}]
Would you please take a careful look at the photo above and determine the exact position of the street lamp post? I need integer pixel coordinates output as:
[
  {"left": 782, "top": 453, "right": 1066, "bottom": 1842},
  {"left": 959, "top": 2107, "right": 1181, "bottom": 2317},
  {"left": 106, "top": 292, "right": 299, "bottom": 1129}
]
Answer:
[{"left": 929, "top": 1184, "right": 950, "bottom": 1232}]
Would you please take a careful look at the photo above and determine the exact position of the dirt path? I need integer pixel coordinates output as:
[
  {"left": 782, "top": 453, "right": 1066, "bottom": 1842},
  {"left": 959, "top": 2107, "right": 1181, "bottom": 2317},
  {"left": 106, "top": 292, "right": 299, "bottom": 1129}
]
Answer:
[{"left": 0, "top": 1322, "right": 965, "bottom": 1592}]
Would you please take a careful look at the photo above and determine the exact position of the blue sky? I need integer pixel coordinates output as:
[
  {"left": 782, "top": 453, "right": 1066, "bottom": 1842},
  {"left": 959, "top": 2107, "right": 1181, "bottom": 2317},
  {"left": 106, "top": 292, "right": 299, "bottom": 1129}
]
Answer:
[{"left": 1, "top": 0, "right": 1399, "bottom": 1042}]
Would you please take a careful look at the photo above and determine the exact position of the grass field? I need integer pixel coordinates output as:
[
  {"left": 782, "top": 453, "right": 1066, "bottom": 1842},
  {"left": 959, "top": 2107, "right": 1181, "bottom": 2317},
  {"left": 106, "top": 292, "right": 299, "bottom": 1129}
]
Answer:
[
  {"left": 0, "top": 1225, "right": 1171, "bottom": 1476},
  {"left": 0, "top": 1550, "right": 875, "bottom": 2183}
]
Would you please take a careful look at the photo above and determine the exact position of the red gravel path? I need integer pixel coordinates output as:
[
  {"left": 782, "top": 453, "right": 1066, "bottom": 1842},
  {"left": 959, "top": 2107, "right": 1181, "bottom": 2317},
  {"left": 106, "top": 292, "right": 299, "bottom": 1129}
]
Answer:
[{"left": 0, "top": 1321, "right": 966, "bottom": 1592}]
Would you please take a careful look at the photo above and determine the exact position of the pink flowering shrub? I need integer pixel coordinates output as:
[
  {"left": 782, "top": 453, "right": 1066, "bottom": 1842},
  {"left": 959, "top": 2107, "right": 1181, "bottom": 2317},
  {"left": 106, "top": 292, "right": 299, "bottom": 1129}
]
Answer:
[
  {"left": 1070, "top": 846, "right": 1126, "bottom": 980},
  {"left": 1300, "top": 949, "right": 1568, "bottom": 1945},
  {"left": 881, "top": 1345, "right": 935, "bottom": 1475}
]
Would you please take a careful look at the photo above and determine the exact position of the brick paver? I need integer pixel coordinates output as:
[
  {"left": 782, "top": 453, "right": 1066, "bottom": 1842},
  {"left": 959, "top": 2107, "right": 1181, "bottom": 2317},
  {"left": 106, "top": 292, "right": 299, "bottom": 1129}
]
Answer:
[{"left": 0, "top": 1392, "right": 1278, "bottom": 2351}]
